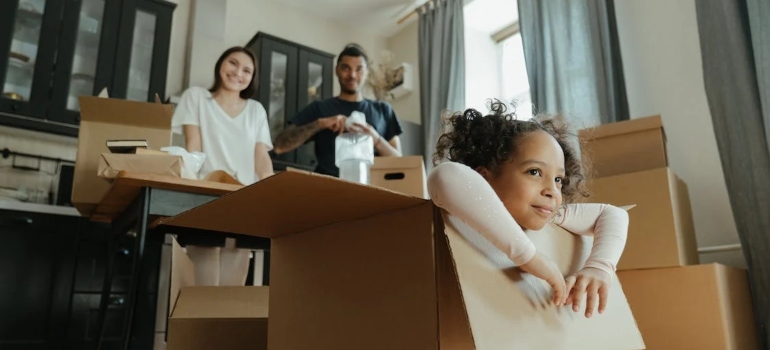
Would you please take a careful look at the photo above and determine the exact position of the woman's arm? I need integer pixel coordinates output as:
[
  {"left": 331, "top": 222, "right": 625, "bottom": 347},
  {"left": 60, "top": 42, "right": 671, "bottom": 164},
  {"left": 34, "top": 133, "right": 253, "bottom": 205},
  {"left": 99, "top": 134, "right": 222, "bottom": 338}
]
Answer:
[
  {"left": 553, "top": 204, "right": 629, "bottom": 276},
  {"left": 254, "top": 142, "right": 274, "bottom": 181},
  {"left": 427, "top": 162, "right": 537, "bottom": 265},
  {"left": 183, "top": 125, "right": 203, "bottom": 152}
]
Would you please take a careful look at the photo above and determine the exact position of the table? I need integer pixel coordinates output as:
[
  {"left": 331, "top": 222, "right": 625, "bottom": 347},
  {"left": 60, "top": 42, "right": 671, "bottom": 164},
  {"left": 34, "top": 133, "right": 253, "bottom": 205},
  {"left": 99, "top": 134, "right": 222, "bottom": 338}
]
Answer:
[{"left": 92, "top": 171, "right": 252, "bottom": 350}]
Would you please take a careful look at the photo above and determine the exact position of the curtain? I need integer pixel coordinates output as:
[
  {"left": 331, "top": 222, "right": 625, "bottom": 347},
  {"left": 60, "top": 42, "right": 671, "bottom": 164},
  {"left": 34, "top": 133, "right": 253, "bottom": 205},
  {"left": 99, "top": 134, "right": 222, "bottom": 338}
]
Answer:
[
  {"left": 518, "top": 0, "right": 628, "bottom": 126},
  {"left": 695, "top": 0, "right": 770, "bottom": 348},
  {"left": 418, "top": 0, "right": 465, "bottom": 171}
]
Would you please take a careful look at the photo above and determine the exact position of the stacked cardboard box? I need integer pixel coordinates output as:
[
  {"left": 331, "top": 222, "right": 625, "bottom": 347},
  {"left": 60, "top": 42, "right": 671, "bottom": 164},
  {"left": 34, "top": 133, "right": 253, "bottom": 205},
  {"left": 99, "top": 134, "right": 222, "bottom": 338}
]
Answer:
[{"left": 579, "top": 116, "right": 759, "bottom": 349}]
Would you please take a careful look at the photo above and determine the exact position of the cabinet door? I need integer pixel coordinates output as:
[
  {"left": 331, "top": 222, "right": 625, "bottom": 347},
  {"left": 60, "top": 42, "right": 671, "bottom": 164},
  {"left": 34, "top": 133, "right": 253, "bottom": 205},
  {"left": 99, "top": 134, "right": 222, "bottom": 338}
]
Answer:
[
  {"left": 0, "top": 0, "right": 63, "bottom": 121},
  {"left": 295, "top": 50, "right": 333, "bottom": 169},
  {"left": 0, "top": 211, "right": 79, "bottom": 349},
  {"left": 112, "top": 0, "right": 175, "bottom": 102},
  {"left": 48, "top": 0, "right": 121, "bottom": 126},
  {"left": 251, "top": 37, "right": 299, "bottom": 165}
]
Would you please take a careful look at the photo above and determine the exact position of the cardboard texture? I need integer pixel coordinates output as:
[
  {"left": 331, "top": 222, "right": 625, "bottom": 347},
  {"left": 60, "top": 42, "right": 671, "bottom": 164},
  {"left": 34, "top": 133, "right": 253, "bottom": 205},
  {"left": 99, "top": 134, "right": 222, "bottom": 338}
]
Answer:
[
  {"left": 580, "top": 115, "right": 667, "bottom": 178},
  {"left": 73, "top": 96, "right": 173, "bottom": 216},
  {"left": 588, "top": 167, "right": 698, "bottom": 270},
  {"left": 370, "top": 155, "right": 428, "bottom": 198},
  {"left": 166, "top": 238, "right": 269, "bottom": 350},
  {"left": 97, "top": 153, "right": 185, "bottom": 180},
  {"left": 618, "top": 264, "right": 759, "bottom": 350},
  {"left": 160, "top": 170, "right": 643, "bottom": 350}
]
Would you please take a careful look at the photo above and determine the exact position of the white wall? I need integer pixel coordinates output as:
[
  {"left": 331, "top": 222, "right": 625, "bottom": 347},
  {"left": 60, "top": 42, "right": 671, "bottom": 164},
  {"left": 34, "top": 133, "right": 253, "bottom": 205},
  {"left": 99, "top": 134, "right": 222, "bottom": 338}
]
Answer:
[
  {"left": 180, "top": 0, "right": 389, "bottom": 97},
  {"left": 386, "top": 21, "right": 421, "bottom": 125},
  {"left": 614, "top": 0, "right": 745, "bottom": 267}
]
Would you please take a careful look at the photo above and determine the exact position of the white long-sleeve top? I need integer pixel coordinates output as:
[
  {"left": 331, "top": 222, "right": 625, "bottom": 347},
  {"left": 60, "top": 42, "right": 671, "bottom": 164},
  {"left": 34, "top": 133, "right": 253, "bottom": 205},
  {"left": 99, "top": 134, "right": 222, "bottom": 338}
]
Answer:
[{"left": 427, "top": 161, "right": 629, "bottom": 276}]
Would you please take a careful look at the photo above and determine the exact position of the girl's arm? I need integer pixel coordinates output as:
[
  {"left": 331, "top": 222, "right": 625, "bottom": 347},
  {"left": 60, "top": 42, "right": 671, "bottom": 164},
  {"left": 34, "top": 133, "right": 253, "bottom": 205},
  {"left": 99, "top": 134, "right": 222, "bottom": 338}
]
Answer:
[
  {"left": 183, "top": 125, "right": 203, "bottom": 153},
  {"left": 427, "top": 161, "right": 537, "bottom": 265},
  {"left": 552, "top": 204, "right": 629, "bottom": 276}
]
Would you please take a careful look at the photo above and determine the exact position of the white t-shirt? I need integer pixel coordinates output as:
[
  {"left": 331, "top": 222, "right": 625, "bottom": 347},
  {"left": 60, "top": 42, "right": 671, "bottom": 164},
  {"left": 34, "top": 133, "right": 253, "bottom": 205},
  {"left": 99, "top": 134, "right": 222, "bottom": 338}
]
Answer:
[{"left": 171, "top": 87, "right": 273, "bottom": 185}]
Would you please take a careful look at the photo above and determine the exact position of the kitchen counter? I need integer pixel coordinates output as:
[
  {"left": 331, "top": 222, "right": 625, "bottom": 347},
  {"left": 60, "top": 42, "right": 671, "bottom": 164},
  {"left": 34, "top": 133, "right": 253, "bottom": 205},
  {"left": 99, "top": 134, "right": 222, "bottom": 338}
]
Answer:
[{"left": 0, "top": 199, "right": 81, "bottom": 217}]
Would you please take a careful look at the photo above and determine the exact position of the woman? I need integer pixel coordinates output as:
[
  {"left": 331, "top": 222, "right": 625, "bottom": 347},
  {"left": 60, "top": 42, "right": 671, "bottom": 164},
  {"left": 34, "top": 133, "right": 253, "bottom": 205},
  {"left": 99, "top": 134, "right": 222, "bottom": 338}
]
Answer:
[{"left": 171, "top": 46, "right": 274, "bottom": 286}]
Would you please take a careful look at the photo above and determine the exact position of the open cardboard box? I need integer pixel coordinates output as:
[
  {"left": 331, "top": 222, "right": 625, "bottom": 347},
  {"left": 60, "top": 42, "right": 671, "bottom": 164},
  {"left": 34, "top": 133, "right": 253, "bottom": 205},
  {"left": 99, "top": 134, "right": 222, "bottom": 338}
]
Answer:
[
  {"left": 165, "top": 237, "right": 269, "bottom": 350},
  {"left": 160, "top": 170, "right": 644, "bottom": 349},
  {"left": 97, "top": 153, "right": 186, "bottom": 180},
  {"left": 73, "top": 95, "right": 174, "bottom": 216}
]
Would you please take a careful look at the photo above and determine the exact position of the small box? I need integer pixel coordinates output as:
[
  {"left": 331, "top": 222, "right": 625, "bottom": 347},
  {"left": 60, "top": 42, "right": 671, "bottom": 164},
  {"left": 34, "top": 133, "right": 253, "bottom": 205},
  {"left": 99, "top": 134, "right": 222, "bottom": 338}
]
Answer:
[
  {"left": 587, "top": 167, "right": 699, "bottom": 270},
  {"left": 160, "top": 169, "right": 644, "bottom": 350},
  {"left": 579, "top": 115, "right": 667, "bottom": 178},
  {"left": 73, "top": 96, "right": 173, "bottom": 216},
  {"left": 165, "top": 238, "right": 268, "bottom": 350},
  {"left": 369, "top": 155, "right": 427, "bottom": 198},
  {"left": 618, "top": 264, "right": 759, "bottom": 350},
  {"left": 97, "top": 153, "right": 185, "bottom": 180}
]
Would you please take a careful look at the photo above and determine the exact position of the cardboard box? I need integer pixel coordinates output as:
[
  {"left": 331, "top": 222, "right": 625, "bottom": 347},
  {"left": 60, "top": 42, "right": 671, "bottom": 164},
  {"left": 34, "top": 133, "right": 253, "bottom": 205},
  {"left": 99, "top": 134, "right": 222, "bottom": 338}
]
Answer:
[
  {"left": 160, "top": 170, "right": 644, "bottom": 350},
  {"left": 73, "top": 96, "right": 173, "bottom": 216},
  {"left": 97, "top": 153, "right": 185, "bottom": 180},
  {"left": 370, "top": 155, "right": 428, "bottom": 198},
  {"left": 165, "top": 237, "right": 268, "bottom": 350},
  {"left": 580, "top": 115, "right": 667, "bottom": 178},
  {"left": 618, "top": 264, "right": 759, "bottom": 350},
  {"left": 588, "top": 167, "right": 699, "bottom": 270}
]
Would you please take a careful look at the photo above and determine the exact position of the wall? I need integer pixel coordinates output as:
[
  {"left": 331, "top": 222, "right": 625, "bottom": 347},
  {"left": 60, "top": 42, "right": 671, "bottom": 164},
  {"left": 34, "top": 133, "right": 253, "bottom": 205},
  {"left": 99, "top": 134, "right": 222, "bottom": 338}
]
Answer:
[
  {"left": 386, "top": 21, "right": 421, "bottom": 125},
  {"left": 614, "top": 0, "right": 745, "bottom": 267},
  {"left": 165, "top": 0, "right": 191, "bottom": 98}
]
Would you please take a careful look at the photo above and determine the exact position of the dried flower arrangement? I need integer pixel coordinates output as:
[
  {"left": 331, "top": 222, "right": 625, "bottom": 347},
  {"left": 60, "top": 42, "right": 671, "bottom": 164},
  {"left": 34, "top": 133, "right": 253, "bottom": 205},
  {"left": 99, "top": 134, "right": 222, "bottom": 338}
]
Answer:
[{"left": 366, "top": 51, "right": 404, "bottom": 101}]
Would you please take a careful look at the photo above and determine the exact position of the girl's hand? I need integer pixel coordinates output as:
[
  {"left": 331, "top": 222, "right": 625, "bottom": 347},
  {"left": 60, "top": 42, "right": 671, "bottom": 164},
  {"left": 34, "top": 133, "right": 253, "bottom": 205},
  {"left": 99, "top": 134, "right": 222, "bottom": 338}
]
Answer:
[
  {"left": 564, "top": 267, "right": 611, "bottom": 318},
  {"left": 519, "top": 251, "right": 567, "bottom": 306}
]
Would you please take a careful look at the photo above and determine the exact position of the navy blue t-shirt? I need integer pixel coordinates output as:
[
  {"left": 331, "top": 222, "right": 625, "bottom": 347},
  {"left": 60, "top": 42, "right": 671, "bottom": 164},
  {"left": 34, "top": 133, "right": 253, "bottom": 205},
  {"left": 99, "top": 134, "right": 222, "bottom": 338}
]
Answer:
[{"left": 290, "top": 97, "right": 403, "bottom": 177}]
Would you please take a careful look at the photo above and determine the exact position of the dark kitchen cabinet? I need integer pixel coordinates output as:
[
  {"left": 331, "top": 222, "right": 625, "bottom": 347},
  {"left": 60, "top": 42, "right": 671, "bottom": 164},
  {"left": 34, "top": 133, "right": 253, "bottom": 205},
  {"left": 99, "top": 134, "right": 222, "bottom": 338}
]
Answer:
[
  {"left": 0, "top": 0, "right": 176, "bottom": 137},
  {"left": 0, "top": 209, "right": 80, "bottom": 349},
  {"left": 246, "top": 32, "right": 334, "bottom": 172}
]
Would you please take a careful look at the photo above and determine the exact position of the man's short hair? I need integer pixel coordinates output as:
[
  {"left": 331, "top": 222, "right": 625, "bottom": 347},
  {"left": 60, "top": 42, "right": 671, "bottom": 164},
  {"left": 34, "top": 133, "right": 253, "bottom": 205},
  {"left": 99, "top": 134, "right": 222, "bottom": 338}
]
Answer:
[{"left": 337, "top": 43, "right": 369, "bottom": 66}]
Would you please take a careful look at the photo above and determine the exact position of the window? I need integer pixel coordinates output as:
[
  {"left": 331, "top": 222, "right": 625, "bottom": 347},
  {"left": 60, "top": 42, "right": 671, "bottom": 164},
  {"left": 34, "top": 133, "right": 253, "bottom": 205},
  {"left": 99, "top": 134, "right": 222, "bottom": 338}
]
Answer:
[{"left": 498, "top": 30, "right": 532, "bottom": 120}]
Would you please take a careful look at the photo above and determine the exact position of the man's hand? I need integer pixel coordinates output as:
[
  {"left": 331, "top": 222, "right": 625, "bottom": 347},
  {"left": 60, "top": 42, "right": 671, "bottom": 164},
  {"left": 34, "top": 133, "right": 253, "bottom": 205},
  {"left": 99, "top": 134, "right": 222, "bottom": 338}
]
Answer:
[
  {"left": 318, "top": 115, "right": 346, "bottom": 134},
  {"left": 347, "top": 121, "right": 382, "bottom": 144},
  {"left": 564, "top": 267, "right": 612, "bottom": 318},
  {"left": 519, "top": 251, "right": 567, "bottom": 306}
]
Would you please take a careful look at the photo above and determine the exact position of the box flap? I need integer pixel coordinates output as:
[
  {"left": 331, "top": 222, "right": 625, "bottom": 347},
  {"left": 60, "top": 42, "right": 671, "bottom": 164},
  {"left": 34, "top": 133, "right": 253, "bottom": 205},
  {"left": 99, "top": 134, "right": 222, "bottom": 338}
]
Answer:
[
  {"left": 170, "top": 238, "right": 196, "bottom": 317},
  {"left": 442, "top": 213, "right": 645, "bottom": 349},
  {"left": 171, "top": 286, "right": 269, "bottom": 319},
  {"left": 579, "top": 115, "right": 663, "bottom": 140},
  {"left": 371, "top": 155, "right": 425, "bottom": 170},
  {"left": 79, "top": 96, "right": 173, "bottom": 128},
  {"left": 159, "top": 170, "right": 427, "bottom": 238}
]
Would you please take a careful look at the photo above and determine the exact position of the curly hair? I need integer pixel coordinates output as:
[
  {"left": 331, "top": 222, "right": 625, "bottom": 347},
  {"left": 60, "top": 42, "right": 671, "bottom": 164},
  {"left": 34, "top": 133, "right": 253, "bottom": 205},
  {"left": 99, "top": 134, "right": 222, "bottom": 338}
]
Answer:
[{"left": 432, "top": 100, "right": 590, "bottom": 204}]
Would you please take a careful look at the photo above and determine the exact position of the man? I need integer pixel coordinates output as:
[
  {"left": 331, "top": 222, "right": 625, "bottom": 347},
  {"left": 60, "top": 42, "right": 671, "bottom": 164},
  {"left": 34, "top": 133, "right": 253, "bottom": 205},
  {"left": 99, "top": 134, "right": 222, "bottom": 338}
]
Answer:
[{"left": 273, "top": 43, "right": 404, "bottom": 177}]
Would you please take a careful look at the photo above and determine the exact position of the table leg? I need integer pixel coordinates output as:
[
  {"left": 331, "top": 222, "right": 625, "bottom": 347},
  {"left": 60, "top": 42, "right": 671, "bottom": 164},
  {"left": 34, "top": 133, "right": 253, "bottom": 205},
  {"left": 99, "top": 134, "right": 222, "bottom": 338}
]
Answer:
[{"left": 120, "top": 187, "right": 150, "bottom": 350}]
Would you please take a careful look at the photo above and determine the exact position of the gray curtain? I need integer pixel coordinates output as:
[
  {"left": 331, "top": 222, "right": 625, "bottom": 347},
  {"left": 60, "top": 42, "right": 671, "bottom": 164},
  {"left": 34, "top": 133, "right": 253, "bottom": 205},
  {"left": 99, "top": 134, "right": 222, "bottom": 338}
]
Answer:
[
  {"left": 418, "top": 0, "right": 465, "bottom": 170},
  {"left": 518, "top": 0, "right": 628, "bottom": 126},
  {"left": 695, "top": 0, "right": 770, "bottom": 348}
]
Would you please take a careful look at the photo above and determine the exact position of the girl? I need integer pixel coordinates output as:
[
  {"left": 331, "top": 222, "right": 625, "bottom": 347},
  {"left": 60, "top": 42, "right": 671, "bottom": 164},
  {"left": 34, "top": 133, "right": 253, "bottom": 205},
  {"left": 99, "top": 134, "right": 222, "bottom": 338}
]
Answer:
[
  {"left": 427, "top": 101, "right": 628, "bottom": 318},
  {"left": 171, "top": 46, "right": 273, "bottom": 286}
]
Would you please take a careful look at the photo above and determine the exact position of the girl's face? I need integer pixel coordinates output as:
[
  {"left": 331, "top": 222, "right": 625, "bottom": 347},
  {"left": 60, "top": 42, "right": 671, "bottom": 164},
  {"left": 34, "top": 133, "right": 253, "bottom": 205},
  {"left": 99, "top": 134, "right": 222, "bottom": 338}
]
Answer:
[
  {"left": 219, "top": 51, "right": 254, "bottom": 93},
  {"left": 478, "top": 130, "right": 565, "bottom": 231}
]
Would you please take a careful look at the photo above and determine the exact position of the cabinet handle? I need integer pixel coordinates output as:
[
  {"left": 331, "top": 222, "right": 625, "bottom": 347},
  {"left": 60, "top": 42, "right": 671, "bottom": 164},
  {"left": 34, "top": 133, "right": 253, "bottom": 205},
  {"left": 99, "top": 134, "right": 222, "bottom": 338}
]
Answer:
[{"left": 13, "top": 217, "right": 33, "bottom": 225}]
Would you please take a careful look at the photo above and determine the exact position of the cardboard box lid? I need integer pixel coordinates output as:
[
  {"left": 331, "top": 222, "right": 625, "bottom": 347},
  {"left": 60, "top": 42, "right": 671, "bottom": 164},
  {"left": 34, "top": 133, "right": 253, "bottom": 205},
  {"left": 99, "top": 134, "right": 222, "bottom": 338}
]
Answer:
[
  {"left": 171, "top": 286, "right": 269, "bottom": 319},
  {"left": 159, "top": 170, "right": 426, "bottom": 238},
  {"left": 579, "top": 115, "right": 665, "bottom": 141},
  {"left": 371, "top": 155, "right": 425, "bottom": 170},
  {"left": 79, "top": 96, "right": 173, "bottom": 128}
]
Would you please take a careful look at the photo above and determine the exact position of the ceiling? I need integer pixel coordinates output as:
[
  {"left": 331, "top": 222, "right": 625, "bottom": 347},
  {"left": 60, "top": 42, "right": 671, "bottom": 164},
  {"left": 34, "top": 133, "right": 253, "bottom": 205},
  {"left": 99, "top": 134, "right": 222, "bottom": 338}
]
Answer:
[{"left": 277, "top": 0, "right": 423, "bottom": 37}]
